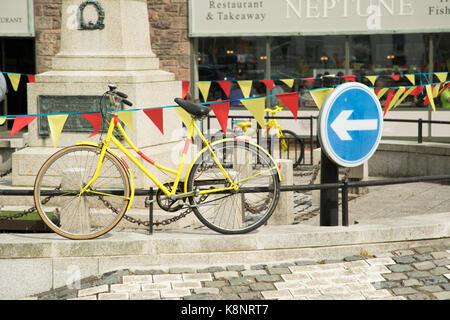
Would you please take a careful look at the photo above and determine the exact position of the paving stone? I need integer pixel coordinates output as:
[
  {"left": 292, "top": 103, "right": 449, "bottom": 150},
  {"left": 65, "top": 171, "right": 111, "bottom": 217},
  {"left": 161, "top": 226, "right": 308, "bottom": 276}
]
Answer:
[
  {"left": 239, "top": 292, "right": 262, "bottom": 300},
  {"left": 192, "top": 288, "right": 220, "bottom": 295},
  {"left": 422, "top": 276, "right": 447, "bottom": 285},
  {"left": 402, "top": 279, "right": 422, "bottom": 287},
  {"left": 261, "top": 289, "right": 292, "bottom": 300},
  {"left": 382, "top": 273, "right": 408, "bottom": 281},
  {"left": 171, "top": 281, "right": 202, "bottom": 289},
  {"left": 160, "top": 289, "right": 191, "bottom": 298},
  {"left": 412, "top": 261, "right": 436, "bottom": 271},
  {"left": 440, "top": 283, "right": 450, "bottom": 291},
  {"left": 392, "top": 256, "right": 416, "bottom": 264},
  {"left": 413, "top": 247, "right": 435, "bottom": 254},
  {"left": 203, "top": 280, "right": 228, "bottom": 288},
  {"left": 434, "top": 258, "right": 450, "bottom": 266},
  {"left": 373, "top": 281, "right": 399, "bottom": 289},
  {"left": 413, "top": 254, "right": 433, "bottom": 261},
  {"left": 294, "top": 260, "right": 317, "bottom": 266},
  {"left": 110, "top": 283, "right": 141, "bottom": 293},
  {"left": 366, "top": 257, "right": 395, "bottom": 266},
  {"left": 391, "top": 287, "right": 418, "bottom": 295},
  {"left": 182, "top": 273, "right": 212, "bottom": 281},
  {"left": 250, "top": 283, "right": 275, "bottom": 291},
  {"left": 217, "top": 293, "right": 240, "bottom": 300},
  {"left": 226, "top": 265, "right": 246, "bottom": 272},
  {"left": 214, "top": 271, "right": 239, "bottom": 280},
  {"left": 169, "top": 267, "right": 196, "bottom": 274},
  {"left": 407, "top": 271, "right": 431, "bottom": 278},
  {"left": 122, "top": 275, "right": 153, "bottom": 284},
  {"left": 444, "top": 273, "right": 450, "bottom": 280},
  {"left": 255, "top": 274, "right": 281, "bottom": 282},
  {"left": 267, "top": 267, "right": 291, "bottom": 275},
  {"left": 222, "top": 286, "right": 250, "bottom": 294},
  {"left": 281, "top": 273, "right": 310, "bottom": 281},
  {"left": 153, "top": 274, "right": 182, "bottom": 283},
  {"left": 430, "top": 251, "right": 449, "bottom": 259},
  {"left": 130, "top": 291, "right": 160, "bottom": 300},
  {"left": 344, "top": 255, "right": 366, "bottom": 262},
  {"left": 98, "top": 292, "right": 129, "bottom": 300},
  {"left": 78, "top": 285, "right": 109, "bottom": 297},
  {"left": 183, "top": 294, "right": 213, "bottom": 300},
  {"left": 407, "top": 293, "right": 433, "bottom": 300},
  {"left": 430, "top": 267, "right": 449, "bottom": 276},
  {"left": 197, "top": 266, "right": 225, "bottom": 273},
  {"left": 387, "top": 264, "right": 414, "bottom": 272},
  {"left": 250, "top": 264, "right": 268, "bottom": 270},
  {"left": 241, "top": 270, "right": 267, "bottom": 277},
  {"left": 432, "top": 291, "right": 450, "bottom": 300},
  {"left": 228, "top": 277, "right": 254, "bottom": 286},
  {"left": 393, "top": 249, "right": 415, "bottom": 257},
  {"left": 361, "top": 289, "right": 392, "bottom": 299},
  {"left": 142, "top": 283, "right": 171, "bottom": 291},
  {"left": 418, "top": 285, "right": 443, "bottom": 293}
]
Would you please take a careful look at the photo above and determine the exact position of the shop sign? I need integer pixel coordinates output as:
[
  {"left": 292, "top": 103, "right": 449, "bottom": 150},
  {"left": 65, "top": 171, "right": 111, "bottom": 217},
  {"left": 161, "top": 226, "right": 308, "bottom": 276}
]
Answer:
[
  {"left": 189, "top": 0, "right": 450, "bottom": 37},
  {"left": 0, "top": 0, "right": 35, "bottom": 37}
]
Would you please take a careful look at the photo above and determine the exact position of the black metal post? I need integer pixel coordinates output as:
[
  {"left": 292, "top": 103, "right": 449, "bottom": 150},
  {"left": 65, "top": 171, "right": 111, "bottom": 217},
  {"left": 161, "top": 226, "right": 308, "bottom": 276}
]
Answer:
[
  {"left": 320, "top": 151, "right": 339, "bottom": 226},
  {"left": 342, "top": 180, "right": 349, "bottom": 226},
  {"left": 418, "top": 118, "right": 423, "bottom": 144},
  {"left": 149, "top": 187, "right": 154, "bottom": 235}
]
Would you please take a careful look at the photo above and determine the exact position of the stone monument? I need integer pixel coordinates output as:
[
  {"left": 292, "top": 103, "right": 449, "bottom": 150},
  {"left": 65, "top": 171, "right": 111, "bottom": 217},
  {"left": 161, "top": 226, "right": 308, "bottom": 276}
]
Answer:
[{"left": 12, "top": 0, "right": 183, "bottom": 188}]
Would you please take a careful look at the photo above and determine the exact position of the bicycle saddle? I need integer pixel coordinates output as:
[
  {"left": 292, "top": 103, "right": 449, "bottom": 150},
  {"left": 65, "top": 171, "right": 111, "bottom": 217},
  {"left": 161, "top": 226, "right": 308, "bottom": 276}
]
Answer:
[{"left": 174, "top": 98, "right": 211, "bottom": 119}]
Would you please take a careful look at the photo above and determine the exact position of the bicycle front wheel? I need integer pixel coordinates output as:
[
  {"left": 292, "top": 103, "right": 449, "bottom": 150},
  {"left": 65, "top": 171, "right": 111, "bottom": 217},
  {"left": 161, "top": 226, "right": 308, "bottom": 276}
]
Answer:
[
  {"left": 34, "top": 145, "right": 131, "bottom": 240},
  {"left": 186, "top": 140, "right": 280, "bottom": 234}
]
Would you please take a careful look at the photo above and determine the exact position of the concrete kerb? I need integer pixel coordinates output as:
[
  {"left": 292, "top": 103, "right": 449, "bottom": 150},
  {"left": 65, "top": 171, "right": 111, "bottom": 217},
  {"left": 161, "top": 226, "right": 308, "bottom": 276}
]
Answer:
[{"left": 0, "top": 212, "right": 449, "bottom": 299}]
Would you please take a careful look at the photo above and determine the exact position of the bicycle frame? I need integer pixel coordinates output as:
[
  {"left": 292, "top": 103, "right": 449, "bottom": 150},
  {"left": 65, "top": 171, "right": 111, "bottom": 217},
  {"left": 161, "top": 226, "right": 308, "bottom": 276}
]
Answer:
[{"left": 76, "top": 113, "right": 237, "bottom": 209}]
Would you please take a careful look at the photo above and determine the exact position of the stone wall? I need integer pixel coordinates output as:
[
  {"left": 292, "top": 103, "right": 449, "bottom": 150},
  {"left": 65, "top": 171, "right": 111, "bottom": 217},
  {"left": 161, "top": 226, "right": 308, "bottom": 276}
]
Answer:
[{"left": 33, "top": 0, "right": 190, "bottom": 80}]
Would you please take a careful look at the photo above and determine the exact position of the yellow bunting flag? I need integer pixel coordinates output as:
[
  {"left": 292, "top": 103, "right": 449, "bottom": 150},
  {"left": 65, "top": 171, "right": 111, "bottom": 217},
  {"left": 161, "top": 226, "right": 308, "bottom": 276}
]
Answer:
[
  {"left": 281, "top": 79, "right": 294, "bottom": 88},
  {"left": 425, "top": 85, "right": 436, "bottom": 111},
  {"left": 392, "top": 87, "right": 416, "bottom": 109},
  {"left": 237, "top": 81, "right": 253, "bottom": 98},
  {"left": 0, "top": 117, "right": 6, "bottom": 126},
  {"left": 7, "top": 73, "right": 21, "bottom": 92},
  {"left": 433, "top": 83, "right": 441, "bottom": 98},
  {"left": 197, "top": 81, "right": 211, "bottom": 102},
  {"left": 435, "top": 72, "right": 448, "bottom": 83},
  {"left": 310, "top": 88, "right": 333, "bottom": 109},
  {"left": 376, "top": 88, "right": 389, "bottom": 99},
  {"left": 405, "top": 74, "right": 415, "bottom": 86},
  {"left": 175, "top": 107, "right": 192, "bottom": 128},
  {"left": 118, "top": 110, "right": 134, "bottom": 132},
  {"left": 387, "top": 87, "right": 406, "bottom": 111},
  {"left": 241, "top": 97, "right": 266, "bottom": 128},
  {"left": 366, "top": 76, "right": 378, "bottom": 86},
  {"left": 47, "top": 114, "right": 68, "bottom": 148}
]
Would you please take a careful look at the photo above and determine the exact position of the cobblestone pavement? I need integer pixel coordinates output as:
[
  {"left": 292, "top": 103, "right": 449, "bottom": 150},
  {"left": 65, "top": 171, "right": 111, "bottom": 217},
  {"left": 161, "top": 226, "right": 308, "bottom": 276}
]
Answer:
[{"left": 28, "top": 244, "right": 449, "bottom": 300}]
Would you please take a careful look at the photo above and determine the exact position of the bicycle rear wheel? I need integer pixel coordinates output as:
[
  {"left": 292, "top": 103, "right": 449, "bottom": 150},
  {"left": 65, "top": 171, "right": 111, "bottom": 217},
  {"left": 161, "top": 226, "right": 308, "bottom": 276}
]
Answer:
[
  {"left": 186, "top": 140, "right": 280, "bottom": 234},
  {"left": 280, "top": 129, "right": 304, "bottom": 167},
  {"left": 34, "top": 145, "right": 131, "bottom": 240}
]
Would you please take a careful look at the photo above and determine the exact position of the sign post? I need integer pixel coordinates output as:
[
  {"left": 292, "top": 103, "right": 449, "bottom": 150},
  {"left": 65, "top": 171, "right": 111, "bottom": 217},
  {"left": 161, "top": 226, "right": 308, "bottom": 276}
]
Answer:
[{"left": 318, "top": 82, "right": 383, "bottom": 226}]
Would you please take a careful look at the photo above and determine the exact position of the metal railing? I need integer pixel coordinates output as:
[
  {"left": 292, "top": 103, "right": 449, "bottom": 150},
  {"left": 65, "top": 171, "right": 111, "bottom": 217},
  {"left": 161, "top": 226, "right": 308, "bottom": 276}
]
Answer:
[{"left": 384, "top": 118, "right": 450, "bottom": 144}]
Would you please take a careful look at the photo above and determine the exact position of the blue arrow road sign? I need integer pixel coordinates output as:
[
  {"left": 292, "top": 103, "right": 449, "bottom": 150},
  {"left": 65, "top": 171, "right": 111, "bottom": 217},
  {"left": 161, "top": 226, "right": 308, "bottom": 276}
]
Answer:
[{"left": 318, "top": 82, "right": 383, "bottom": 168}]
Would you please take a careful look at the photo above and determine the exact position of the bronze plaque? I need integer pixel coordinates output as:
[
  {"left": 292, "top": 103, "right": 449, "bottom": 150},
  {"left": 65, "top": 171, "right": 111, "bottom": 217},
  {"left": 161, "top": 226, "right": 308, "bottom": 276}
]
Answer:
[{"left": 37, "top": 95, "right": 119, "bottom": 137}]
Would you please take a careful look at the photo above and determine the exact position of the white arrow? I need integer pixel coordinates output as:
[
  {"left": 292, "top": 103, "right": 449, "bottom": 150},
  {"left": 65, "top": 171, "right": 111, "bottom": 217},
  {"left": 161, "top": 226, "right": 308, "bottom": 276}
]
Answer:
[{"left": 330, "top": 110, "right": 378, "bottom": 141}]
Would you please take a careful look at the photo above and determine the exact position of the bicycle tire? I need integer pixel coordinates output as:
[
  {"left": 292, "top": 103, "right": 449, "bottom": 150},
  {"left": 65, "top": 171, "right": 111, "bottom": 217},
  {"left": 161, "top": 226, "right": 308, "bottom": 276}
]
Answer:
[
  {"left": 186, "top": 139, "right": 280, "bottom": 234},
  {"left": 280, "top": 129, "right": 305, "bottom": 167},
  {"left": 34, "top": 145, "right": 131, "bottom": 240}
]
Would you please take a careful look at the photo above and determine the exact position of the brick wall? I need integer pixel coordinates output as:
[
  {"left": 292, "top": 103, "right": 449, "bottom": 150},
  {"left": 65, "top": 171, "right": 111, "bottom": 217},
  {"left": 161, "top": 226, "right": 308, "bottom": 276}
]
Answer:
[{"left": 33, "top": 0, "right": 190, "bottom": 80}]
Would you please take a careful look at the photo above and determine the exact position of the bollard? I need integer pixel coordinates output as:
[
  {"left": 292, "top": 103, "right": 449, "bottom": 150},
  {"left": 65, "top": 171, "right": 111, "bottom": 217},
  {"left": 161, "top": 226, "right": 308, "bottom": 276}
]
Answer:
[
  {"left": 268, "top": 159, "right": 293, "bottom": 225},
  {"left": 320, "top": 151, "right": 339, "bottom": 226}
]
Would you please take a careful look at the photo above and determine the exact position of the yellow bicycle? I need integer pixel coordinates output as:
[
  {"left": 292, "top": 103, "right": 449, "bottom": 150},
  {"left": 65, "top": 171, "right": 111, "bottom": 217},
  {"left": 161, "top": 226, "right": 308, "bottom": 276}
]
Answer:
[
  {"left": 33, "top": 85, "right": 281, "bottom": 240},
  {"left": 229, "top": 106, "right": 305, "bottom": 168}
]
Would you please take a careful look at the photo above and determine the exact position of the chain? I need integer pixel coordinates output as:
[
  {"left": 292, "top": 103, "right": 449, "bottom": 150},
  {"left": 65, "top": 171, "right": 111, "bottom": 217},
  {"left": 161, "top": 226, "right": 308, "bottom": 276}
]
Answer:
[{"left": 99, "top": 193, "right": 209, "bottom": 227}]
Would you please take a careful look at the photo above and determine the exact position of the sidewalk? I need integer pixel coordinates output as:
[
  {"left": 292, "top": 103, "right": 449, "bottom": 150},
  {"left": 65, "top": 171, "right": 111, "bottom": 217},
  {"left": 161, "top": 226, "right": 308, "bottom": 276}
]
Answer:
[{"left": 1, "top": 179, "right": 449, "bottom": 300}]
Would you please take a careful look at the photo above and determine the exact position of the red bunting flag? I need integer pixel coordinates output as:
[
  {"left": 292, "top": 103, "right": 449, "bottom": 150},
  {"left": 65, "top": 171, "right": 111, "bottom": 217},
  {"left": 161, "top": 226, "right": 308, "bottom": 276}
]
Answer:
[
  {"left": 217, "top": 81, "right": 231, "bottom": 98},
  {"left": 276, "top": 92, "right": 299, "bottom": 119},
  {"left": 383, "top": 89, "right": 396, "bottom": 116},
  {"left": 182, "top": 81, "right": 190, "bottom": 99},
  {"left": 342, "top": 75, "right": 356, "bottom": 82},
  {"left": 210, "top": 101, "right": 230, "bottom": 134},
  {"left": 143, "top": 108, "right": 164, "bottom": 135},
  {"left": 410, "top": 86, "right": 424, "bottom": 96},
  {"left": 389, "top": 75, "right": 400, "bottom": 81},
  {"left": 81, "top": 113, "right": 102, "bottom": 138},
  {"left": 260, "top": 80, "right": 274, "bottom": 91},
  {"left": 10, "top": 115, "right": 36, "bottom": 136},
  {"left": 27, "top": 75, "right": 35, "bottom": 83},
  {"left": 304, "top": 78, "right": 315, "bottom": 82}
]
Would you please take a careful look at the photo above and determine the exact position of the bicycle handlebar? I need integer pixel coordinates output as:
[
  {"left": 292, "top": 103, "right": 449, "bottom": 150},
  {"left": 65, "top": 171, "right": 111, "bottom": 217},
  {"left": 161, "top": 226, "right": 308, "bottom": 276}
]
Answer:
[{"left": 106, "top": 84, "right": 133, "bottom": 110}]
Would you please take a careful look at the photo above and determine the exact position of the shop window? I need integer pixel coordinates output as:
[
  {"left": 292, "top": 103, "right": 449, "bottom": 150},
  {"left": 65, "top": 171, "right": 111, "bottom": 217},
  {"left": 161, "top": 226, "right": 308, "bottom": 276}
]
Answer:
[
  {"left": 197, "top": 37, "right": 266, "bottom": 102},
  {"left": 434, "top": 33, "right": 450, "bottom": 73},
  {"left": 0, "top": 38, "right": 35, "bottom": 130}
]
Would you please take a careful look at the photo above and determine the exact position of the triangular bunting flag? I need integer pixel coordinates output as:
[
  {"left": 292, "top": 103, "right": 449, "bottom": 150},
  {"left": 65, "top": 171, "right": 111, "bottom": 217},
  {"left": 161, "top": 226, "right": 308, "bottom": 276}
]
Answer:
[
  {"left": 237, "top": 81, "right": 253, "bottom": 98},
  {"left": 81, "top": 113, "right": 102, "bottom": 138},
  {"left": 260, "top": 80, "right": 274, "bottom": 91},
  {"left": 27, "top": 75, "right": 35, "bottom": 83},
  {"left": 410, "top": 86, "right": 424, "bottom": 96},
  {"left": 197, "top": 81, "right": 212, "bottom": 102},
  {"left": 310, "top": 88, "right": 333, "bottom": 109},
  {"left": 280, "top": 79, "right": 294, "bottom": 88},
  {"left": 303, "top": 78, "right": 315, "bottom": 82},
  {"left": 392, "top": 87, "right": 416, "bottom": 109},
  {"left": 175, "top": 107, "right": 192, "bottom": 129},
  {"left": 342, "top": 75, "right": 356, "bottom": 82},
  {"left": 210, "top": 102, "right": 230, "bottom": 133},
  {"left": 366, "top": 76, "right": 378, "bottom": 86},
  {"left": 387, "top": 87, "right": 406, "bottom": 111},
  {"left": 389, "top": 75, "right": 400, "bottom": 81},
  {"left": 143, "top": 108, "right": 164, "bottom": 135},
  {"left": 425, "top": 85, "right": 436, "bottom": 111},
  {"left": 241, "top": 97, "right": 266, "bottom": 128},
  {"left": 118, "top": 110, "right": 134, "bottom": 132},
  {"left": 7, "top": 73, "right": 21, "bottom": 92},
  {"left": 182, "top": 81, "right": 190, "bottom": 99},
  {"left": 0, "top": 117, "right": 6, "bottom": 126},
  {"left": 383, "top": 89, "right": 396, "bottom": 116},
  {"left": 405, "top": 74, "right": 415, "bottom": 86},
  {"left": 217, "top": 81, "right": 231, "bottom": 98},
  {"left": 276, "top": 92, "right": 299, "bottom": 119},
  {"left": 433, "top": 83, "right": 442, "bottom": 98},
  {"left": 48, "top": 114, "right": 69, "bottom": 148},
  {"left": 435, "top": 72, "right": 448, "bottom": 83},
  {"left": 10, "top": 115, "right": 36, "bottom": 136}
]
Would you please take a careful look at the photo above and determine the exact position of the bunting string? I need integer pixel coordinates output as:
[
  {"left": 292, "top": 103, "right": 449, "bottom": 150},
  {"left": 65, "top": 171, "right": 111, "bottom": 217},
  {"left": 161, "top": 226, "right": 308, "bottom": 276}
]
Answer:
[{"left": 0, "top": 71, "right": 449, "bottom": 148}]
